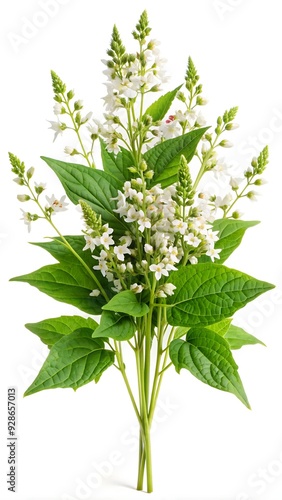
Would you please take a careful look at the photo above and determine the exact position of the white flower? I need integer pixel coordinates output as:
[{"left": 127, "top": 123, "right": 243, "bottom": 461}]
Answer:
[
  {"left": 130, "top": 283, "right": 144, "bottom": 294},
  {"left": 53, "top": 102, "right": 63, "bottom": 115},
  {"left": 162, "top": 283, "right": 177, "bottom": 296},
  {"left": 114, "top": 244, "right": 131, "bottom": 262},
  {"left": 167, "top": 246, "right": 180, "bottom": 263},
  {"left": 195, "top": 112, "right": 207, "bottom": 127},
  {"left": 159, "top": 119, "right": 181, "bottom": 139},
  {"left": 93, "top": 250, "right": 108, "bottom": 276},
  {"left": 189, "top": 256, "right": 198, "bottom": 265},
  {"left": 100, "top": 230, "right": 114, "bottom": 250},
  {"left": 90, "top": 289, "right": 101, "bottom": 297},
  {"left": 118, "top": 263, "right": 126, "bottom": 273},
  {"left": 137, "top": 213, "right": 151, "bottom": 232},
  {"left": 46, "top": 194, "right": 68, "bottom": 212},
  {"left": 106, "top": 271, "right": 114, "bottom": 282},
  {"left": 212, "top": 159, "right": 231, "bottom": 180},
  {"left": 184, "top": 233, "right": 201, "bottom": 248},
  {"left": 206, "top": 248, "right": 221, "bottom": 262},
  {"left": 20, "top": 210, "right": 32, "bottom": 232},
  {"left": 149, "top": 263, "right": 169, "bottom": 281},
  {"left": 112, "top": 279, "right": 122, "bottom": 293},
  {"left": 124, "top": 206, "right": 140, "bottom": 223},
  {"left": 220, "top": 140, "right": 233, "bottom": 148},
  {"left": 64, "top": 146, "right": 75, "bottom": 155},
  {"left": 119, "top": 235, "right": 132, "bottom": 247},
  {"left": 172, "top": 219, "right": 188, "bottom": 235},
  {"left": 201, "top": 140, "right": 210, "bottom": 154},
  {"left": 127, "top": 262, "right": 134, "bottom": 273},
  {"left": 83, "top": 235, "right": 100, "bottom": 252},
  {"left": 144, "top": 244, "right": 154, "bottom": 254},
  {"left": 205, "top": 230, "right": 219, "bottom": 245},
  {"left": 48, "top": 121, "right": 65, "bottom": 141},
  {"left": 81, "top": 112, "right": 93, "bottom": 124}
]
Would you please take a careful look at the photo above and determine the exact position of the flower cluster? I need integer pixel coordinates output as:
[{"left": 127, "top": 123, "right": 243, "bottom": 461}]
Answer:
[{"left": 82, "top": 164, "right": 221, "bottom": 299}]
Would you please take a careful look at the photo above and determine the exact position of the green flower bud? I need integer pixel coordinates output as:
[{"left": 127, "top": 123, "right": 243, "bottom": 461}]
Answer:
[
  {"left": 144, "top": 170, "right": 154, "bottom": 179},
  {"left": 13, "top": 177, "right": 25, "bottom": 185},
  {"left": 67, "top": 89, "right": 75, "bottom": 100},
  {"left": 26, "top": 167, "right": 35, "bottom": 180},
  {"left": 232, "top": 211, "right": 242, "bottom": 219},
  {"left": 17, "top": 194, "right": 30, "bottom": 202}
]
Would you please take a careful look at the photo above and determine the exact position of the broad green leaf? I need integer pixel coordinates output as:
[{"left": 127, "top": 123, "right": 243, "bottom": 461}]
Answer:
[
  {"left": 11, "top": 262, "right": 103, "bottom": 315},
  {"left": 144, "top": 127, "right": 209, "bottom": 188},
  {"left": 167, "top": 263, "right": 274, "bottom": 327},
  {"left": 100, "top": 140, "right": 134, "bottom": 183},
  {"left": 144, "top": 85, "right": 182, "bottom": 122},
  {"left": 31, "top": 236, "right": 113, "bottom": 301},
  {"left": 224, "top": 325, "right": 265, "bottom": 350},
  {"left": 41, "top": 157, "right": 127, "bottom": 235},
  {"left": 24, "top": 328, "right": 114, "bottom": 396},
  {"left": 92, "top": 311, "right": 135, "bottom": 341},
  {"left": 25, "top": 315, "right": 98, "bottom": 346},
  {"left": 207, "top": 318, "right": 232, "bottom": 336},
  {"left": 169, "top": 327, "right": 250, "bottom": 408},
  {"left": 102, "top": 290, "right": 149, "bottom": 317},
  {"left": 200, "top": 219, "right": 259, "bottom": 264},
  {"left": 173, "top": 326, "right": 190, "bottom": 340}
]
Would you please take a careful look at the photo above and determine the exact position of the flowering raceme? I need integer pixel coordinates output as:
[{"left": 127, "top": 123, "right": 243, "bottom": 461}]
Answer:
[{"left": 9, "top": 11, "right": 274, "bottom": 495}]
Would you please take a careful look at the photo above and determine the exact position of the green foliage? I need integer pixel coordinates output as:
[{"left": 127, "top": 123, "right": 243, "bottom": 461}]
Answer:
[
  {"left": 103, "top": 290, "right": 149, "bottom": 317},
  {"left": 41, "top": 157, "right": 127, "bottom": 235},
  {"left": 144, "top": 127, "right": 209, "bottom": 187},
  {"left": 223, "top": 106, "right": 238, "bottom": 123},
  {"left": 24, "top": 328, "right": 114, "bottom": 396},
  {"left": 92, "top": 311, "right": 135, "bottom": 341},
  {"left": 224, "top": 325, "right": 265, "bottom": 350},
  {"left": 100, "top": 140, "right": 134, "bottom": 183},
  {"left": 200, "top": 219, "right": 259, "bottom": 263},
  {"left": 169, "top": 327, "right": 250, "bottom": 408},
  {"left": 25, "top": 315, "right": 98, "bottom": 347},
  {"left": 11, "top": 262, "right": 102, "bottom": 315},
  {"left": 144, "top": 85, "right": 182, "bottom": 122},
  {"left": 167, "top": 263, "right": 274, "bottom": 327}
]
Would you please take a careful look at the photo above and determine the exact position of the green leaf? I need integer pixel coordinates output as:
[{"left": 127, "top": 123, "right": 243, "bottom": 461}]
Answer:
[
  {"left": 224, "top": 325, "right": 265, "bottom": 350},
  {"left": 24, "top": 328, "right": 114, "bottom": 396},
  {"left": 200, "top": 219, "right": 260, "bottom": 264},
  {"left": 207, "top": 318, "right": 232, "bottom": 336},
  {"left": 144, "top": 127, "right": 209, "bottom": 188},
  {"left": 92, "top": 311, "right": 135, "bottom": 341},
  {"left": 173, "top": 326, "right": 190, "bottom": 340},
  {"left": 31, "top": 236, "right": 113, "bottom": 301},
  {"left": 167, "top": 263, "right": 274, "bottom": 327},
  {"left": 102, "top": 290, "right": 149, "bottom": 317},
  {"left": 25, "top": 315, "right": 98, "bottom": 346},
  {"left": 144, "top": 85, "right": 182, "bottom": 122},
  {"left": 11, "top": 262, "right": 103, "bottom": 315},
  {"left": 41, "top": 157, "right": 127, "bottom": 235},
  {"left": 169, "top": 327, "right": 250, "bottom": 408},
  {"left": 100, "top": 140, "right": 134, "bottom": 183}
]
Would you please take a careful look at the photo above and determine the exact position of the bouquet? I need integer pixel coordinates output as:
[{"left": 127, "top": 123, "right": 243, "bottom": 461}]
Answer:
[{"left": 9, "top": 11, "right": 274, "bottom": 494}]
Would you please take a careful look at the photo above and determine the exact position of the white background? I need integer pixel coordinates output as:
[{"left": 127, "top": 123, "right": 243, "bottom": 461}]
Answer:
[{"left": 1, "top": 1, "right": 282, "bottom": 499}]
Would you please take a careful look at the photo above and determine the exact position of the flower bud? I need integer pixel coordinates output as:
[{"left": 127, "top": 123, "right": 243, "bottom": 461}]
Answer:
[
  {"left": 246, "top": 190, "right": 259, "bottom": 201},
  {"left": 13, "top": 177, "right": 24, "bottom": 185},
  {"left": 67, "top": 89, "right": 75, "bottom": 100},
  {"left": 74, "top": 100, "right": 83, "bottom": 111},
  {"left": 177, "top": 91, "right": 186, "bottom": 103},
  {"left": 232, "top": 211, "right": 243, "bottom": 219},
  {"left": 219, "top": 140, "right": 233, "bottom": 148},
  {"left": 26, "top": 167, "right": 35, "bottom": 180},
  {"left": 17, "top": 194, "right": 30, "bottom": 202},
  {"left": 225, "top": 122, "right": 239, "bottom": 130},
  {"left": 196, "top": 96, "right": 208, "bottom": 105},
  {"left": 254, "top": 178, "right": 267, "bottom": 186},
  {"left": 144, "top": 170, "right": 154, "bottom": 179}
]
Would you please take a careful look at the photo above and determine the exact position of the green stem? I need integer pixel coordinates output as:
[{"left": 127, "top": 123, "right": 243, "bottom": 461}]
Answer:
[{"left": 63, "top": 97, "right": 96, "bottom": 168}]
